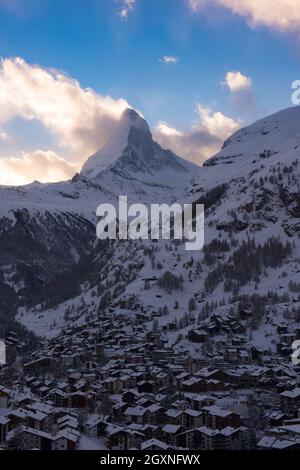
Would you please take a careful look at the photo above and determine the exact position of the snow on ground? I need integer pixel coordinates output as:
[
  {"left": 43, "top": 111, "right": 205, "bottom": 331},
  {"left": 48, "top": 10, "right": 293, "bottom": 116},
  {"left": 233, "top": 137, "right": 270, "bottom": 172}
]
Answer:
[{"left": 78, "top": 435, "right": 108, "bottom": 450}]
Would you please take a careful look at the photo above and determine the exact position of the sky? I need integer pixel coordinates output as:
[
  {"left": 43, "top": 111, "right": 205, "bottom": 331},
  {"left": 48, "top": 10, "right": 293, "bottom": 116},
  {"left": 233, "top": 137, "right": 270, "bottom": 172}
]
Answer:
[{"left": 0, "top": 0, "right": 300, "bottom": 185}]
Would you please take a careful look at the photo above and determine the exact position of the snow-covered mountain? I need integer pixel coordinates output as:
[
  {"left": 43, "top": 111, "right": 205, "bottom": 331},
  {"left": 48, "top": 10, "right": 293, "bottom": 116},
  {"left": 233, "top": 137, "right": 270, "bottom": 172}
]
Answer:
[
  {"left": 14, "top": 106, "right": 300, "bottom": 355},
  {"left": 81, "top": 108, "right": 198, "bottom": 201},
  {"left": 0, "top": 108, "right": 199, "bottom": 312}
]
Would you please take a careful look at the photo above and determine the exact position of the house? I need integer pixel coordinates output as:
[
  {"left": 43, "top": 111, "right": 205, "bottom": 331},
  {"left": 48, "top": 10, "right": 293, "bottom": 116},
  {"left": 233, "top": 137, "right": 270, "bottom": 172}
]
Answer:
[
  {"left": 0, "top": 416, "right": 9, "bottom": 444},
  {"left": 141, "top": 438, "right": 170, "bottom": 451},
  {"left": 258, "top": 435, "right": 300, "bottom": 450},
  {"left": 267, "top": 410, "right": 288, "bottom": 427},
  {"left": 280, "top": 388, "right": 300, "bottom": 415},
  {"left": 161, "top": 424, "right": 183, "bottom": 446},
  {"left": 202, "top": 406, "right": 241, "bottom": 430},
  {"left": 69, "top": 391, "right": 91, "bottom": 409},
  {"left": 188, "top": 329, "right": 208, "bottom": 343},
  {"left": 51, "top": 428, "right": 80, "bottom": 450},
  {"left": 106, "top": 425, "right": 143, "bottom": 450},
  {"left": 85, "top": 416, "right": 109, "bottom": 437},
  {"left": 137, "top": 381, "right": 154, "bottom": 393},
  {"left": 196, "top": 426, "right": 243, "bottom": 450},
  {"left": 181, "top": 409, "right": 203, "bottom": 429},
  {"left": 9, "top": 426, "right": 52, "bottom": 450},
  {"left": 0, "top": 386, "right": 10, "bottom": 408},
  {"left": 103, "top": 377, "right": 124, "bottom": 394},
  {"left": 124, "top": 406, "right": 149, "bottom": 424},
  {"left": 147, "top": 404, "right": 165, "bottom": 425},
  {"left": 184, "top": 393, "right": 214, "bottom": 411},
  {"left": 45, "top": 389, "right": 68, "bottom": 407},
  {"left": 165, "top": 409, "right": 182, "bottom": 425}
]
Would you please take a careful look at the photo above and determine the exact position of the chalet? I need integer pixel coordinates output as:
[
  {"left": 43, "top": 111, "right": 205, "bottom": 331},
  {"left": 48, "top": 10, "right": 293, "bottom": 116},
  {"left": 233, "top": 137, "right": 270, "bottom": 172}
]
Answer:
[
  {"left": 184, "top": 393, "right": 214, "bottom": 411},
  {"left": 124, "top": 406, "right": 150, "bottom": 425},
  {"left": 122, "top": 390, "right": 139, "bottom": 404},
  {"left": 0, "top": 416, "right": 9, "bottom": 444},
  {"left": 103, "top": 377, "right": 124, "bottom": 393},
  {"left": 85, "top": 416, "right": 109, "bottom": 438},
  {"left": 23, "top": 357, "right": 58, "bottom": 374},
  {"left": 188, "top": 329, "right": 208, "bottom": 343},
  {"left": 181, "top": 409, "right": 203, "bottom": 429},
  {"left": 202, "top": 406, "right": 241, "bottom": 430},
  {"left": 0, "top": 385, "right": 10, "bottom": 408},
  {"left": 280, "top": 388, "right": 300, "bottom": 415},
  {"left": 10, "top": 425, "right": 80, "bottom": 450},
  {"left": 182, "top": 377, "right": 230, "bottom": 393},
  {"left": 45, "top": 389, "right": 68, "bottom": 407},
  {"left": 106, "top": 425, "right": 144, "bottom": 450},
  {"left": 147, "top": 404, "right": 165, "bottom": 425},
  {"left": 176, "top": 372, "right": 190, "bottom": 388},
  {"left": 258, "top": 435, "right": 300, "bottom": 450},
  {"left": 10, "top": 426, "right": 53, "bottom": 450},
  {"left": 196, "top": 368, "right": 232, "bottom": 383},
  {"left": 51, "top": 428, "right": 80, "bottom": 450},
  {"left": 137, "top": 381, "right": 154, "bottom": 393},
  {"left": 176, "top": 428, "right": 197, "bottom": 449},
  {"left": 141, "top": 438, "right": 170, "bottom": 451},
  {"left": 196, "top": 426, "right": 243, "bottom": 450},
  {"left": 69, "top": 391, "right": 91, "bottom": 409},
  {"left": 165, "top": 409, "right": 182, "bottom": 425},
  {"left": 161, "top": 424, "right": 183, "bottom": 446},
  {"left": 267, "top": 410, "right": 289, "bottom": 427}
]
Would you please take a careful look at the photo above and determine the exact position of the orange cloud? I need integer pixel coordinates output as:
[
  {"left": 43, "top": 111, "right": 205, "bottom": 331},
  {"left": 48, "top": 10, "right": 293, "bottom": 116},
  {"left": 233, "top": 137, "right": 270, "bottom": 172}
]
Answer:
[
  {"left": 154, "top": 104, "right": 241, "bottom": 164},
  {"left": 188, "top": 0, "right": 300, "bottom": 33},
  {"left": 0, "top": 150, "right": 77, "bottom": 186}
]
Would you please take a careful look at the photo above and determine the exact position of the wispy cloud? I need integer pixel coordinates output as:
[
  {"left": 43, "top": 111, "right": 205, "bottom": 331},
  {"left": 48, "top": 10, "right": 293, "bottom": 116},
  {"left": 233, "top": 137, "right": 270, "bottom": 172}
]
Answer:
[
  {"left": 222, "top": 71, "right": 257, "bottom": 115},
  {"left": 0, "top": 57, "right": 130, "bottom": 158},
  {"left": 0, "top": 130, "right": 9, "bottom": 141},
  {"left": 224, "top": 71, "right": 252, "bottom": 92},
  {"left": 117, "top": 0, "right": 135, "bottom": 20},
  {"left": 188, "top": 0, "right": 300, "bottom": 34},
  {"left": 159, "top": 55, "right": 179, "bottom": 65},
  {"left": 154, "top": 104, "right": 241, "bottom": 165}
]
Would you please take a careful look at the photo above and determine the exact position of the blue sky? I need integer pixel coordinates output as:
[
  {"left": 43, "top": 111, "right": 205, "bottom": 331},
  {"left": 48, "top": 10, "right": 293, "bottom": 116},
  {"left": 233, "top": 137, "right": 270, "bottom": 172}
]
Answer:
[{"left": 0, "top": 0, "right": 299, "bottom": 184}]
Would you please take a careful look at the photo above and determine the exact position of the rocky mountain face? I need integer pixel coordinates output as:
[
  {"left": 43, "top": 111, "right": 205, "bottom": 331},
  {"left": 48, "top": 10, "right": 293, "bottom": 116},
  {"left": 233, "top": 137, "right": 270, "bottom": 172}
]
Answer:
[
  {"left": 0, "top": 106, "right": 300, "bottom": 352},
  {"left": 0, "top": 108, "right": 199, "bottom": 314},
  {"left": 81, "top": 108, "right": 198, "bottom": 201},
  {"left": 11, "top": 106, "right": 300, "bottom": 355}
]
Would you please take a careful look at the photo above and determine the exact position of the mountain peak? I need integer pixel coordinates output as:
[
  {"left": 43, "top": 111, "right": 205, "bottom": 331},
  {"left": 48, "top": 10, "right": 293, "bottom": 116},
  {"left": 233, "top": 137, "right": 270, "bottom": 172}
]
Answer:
[
  {"left": 121, "top": 108, "right": 149, "bottom": 133},
  {"left": 81, "top": 108, "right": 151, "bottom": 179},
  {"left": 204, "top": 106, "right": 300, "bottom": 168},
  {"left": 80, "top": 107, "right": 198, "bottom": 187}
]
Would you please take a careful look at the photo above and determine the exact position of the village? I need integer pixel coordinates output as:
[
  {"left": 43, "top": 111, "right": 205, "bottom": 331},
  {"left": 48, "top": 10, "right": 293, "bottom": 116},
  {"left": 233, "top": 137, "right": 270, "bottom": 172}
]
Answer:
[{"left": 1, "top": 302, "right": 300, "bottom": 452}]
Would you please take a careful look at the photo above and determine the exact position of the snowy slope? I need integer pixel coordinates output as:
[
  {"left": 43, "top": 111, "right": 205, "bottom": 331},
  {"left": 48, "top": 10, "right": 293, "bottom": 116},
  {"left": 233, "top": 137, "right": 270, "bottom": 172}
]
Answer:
[
  {"left": 0, "top": 108, "right": 200, "bottom": 301},
  {"left": 17, "top": 106, "right": 300, "bottom": 357}
]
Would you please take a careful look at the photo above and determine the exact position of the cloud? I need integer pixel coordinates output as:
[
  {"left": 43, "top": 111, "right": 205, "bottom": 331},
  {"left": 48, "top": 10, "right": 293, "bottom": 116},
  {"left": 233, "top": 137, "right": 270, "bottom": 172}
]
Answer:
[
  {"left": 0, "top": 131, "right": 9, "bottom": 141},
  {"left": 222, "top": 71, "right": 257, "bottom": 114},
  {"left": 117, "top": 0, "right": 135, "bottom": 20},
  {"left": 0, "top": 57, "right": 130, "bottom": 162},
  {"left": 187, "top": 0, "right": 300, "bottom": 33},
  {"left": 154, "top": 104, "right": 240, "bottom": 164},
  {"left": 159, "top": 56, "right": 179, "bottom": 65},
  {"left": 0, "top": 150, "right": 77, "bottom": 186},
  {"left": 224, "top": 71, "right": 252, "bottom": 92}
]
